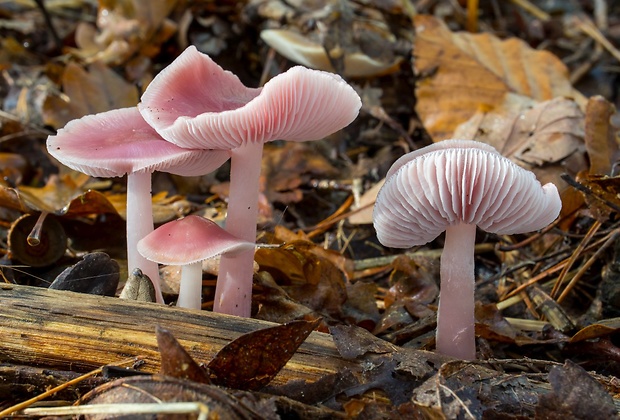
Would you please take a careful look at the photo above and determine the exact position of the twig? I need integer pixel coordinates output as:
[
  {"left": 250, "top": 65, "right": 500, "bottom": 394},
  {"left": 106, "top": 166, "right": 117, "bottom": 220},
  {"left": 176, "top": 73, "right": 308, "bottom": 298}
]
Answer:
[
  {"left": 550, "top": 219, "right": 601, "bottom": 299},
  {"left": 508, "top": 0, "right": 550, "bottom": 21},
  {"left": 557, "top": 227, "right": 620, "bottom": 303}
]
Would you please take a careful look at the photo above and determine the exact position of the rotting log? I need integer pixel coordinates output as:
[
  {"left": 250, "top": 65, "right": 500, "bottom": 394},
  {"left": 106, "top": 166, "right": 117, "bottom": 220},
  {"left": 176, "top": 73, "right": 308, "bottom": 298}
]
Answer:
[{"left": 0, "top": 284, "right": 353, "bottom": 386}]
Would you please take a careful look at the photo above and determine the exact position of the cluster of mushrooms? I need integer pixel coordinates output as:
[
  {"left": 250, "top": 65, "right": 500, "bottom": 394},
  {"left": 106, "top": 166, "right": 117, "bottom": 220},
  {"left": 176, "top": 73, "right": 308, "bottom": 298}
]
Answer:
[{"left": 47, "top": 46, "right": 561, "bottom": 360}]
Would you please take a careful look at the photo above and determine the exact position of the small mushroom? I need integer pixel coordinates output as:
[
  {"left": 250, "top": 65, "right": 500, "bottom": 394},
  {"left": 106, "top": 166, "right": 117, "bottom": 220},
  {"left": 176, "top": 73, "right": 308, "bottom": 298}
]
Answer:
[
  {"left": 139, "top": 46, "right": 361, "bottom": 316},
  {"left": 373, "top": 140, "right": 562, "bottom": 359},
  {"left": 137, "top": 215, "right": 254, "bottom": 310},
  {"left": 46, "top": 107, "right": 230, "bottom": 303}
]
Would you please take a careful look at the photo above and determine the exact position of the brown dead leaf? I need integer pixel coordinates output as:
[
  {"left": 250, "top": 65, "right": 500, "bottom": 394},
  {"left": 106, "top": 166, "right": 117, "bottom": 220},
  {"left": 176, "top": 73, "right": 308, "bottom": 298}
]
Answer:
[
  {"left": 43, "top": 61, "right": 139, "bottom": 128},
  {"left": 156, "top": 326, "right": 211, "bottom": 384},
  {"left": 255, "top": 241, "right": 348, "bottom": 318},
  {"left": 207, "top": 319, "right": 320, "bottom": 391},
  {"left": 79, "top": 375, "right": 260, "bottom": 418},
  {"left": 0, "top": 173, "right": 117, "bottom": 217},
  {"left": 262, "top": 142, "right": 339, "bottom": 205},
  {"left": 536, "top": 360, "right": 617, "bottom": 419},
  {"left": 576, "top": 174, "right": 620, "bottom": 221},
  {"left": 73, "top": 0, "right": 178, "bottom": 65},
  {"left": 414, "top": 14, "right": 586, "bottom": 141},
  {"left": 584, "top": 96, "right": 619, "bottom": 176},
  {"left": 454, "top": 96, "right": 587, "bottom": 189},
  {"left": 569, "top": 318, "right": 620, "bottom": 343},
  {"left": 106, "top": 191, "right": 191, "bottom": 223}
]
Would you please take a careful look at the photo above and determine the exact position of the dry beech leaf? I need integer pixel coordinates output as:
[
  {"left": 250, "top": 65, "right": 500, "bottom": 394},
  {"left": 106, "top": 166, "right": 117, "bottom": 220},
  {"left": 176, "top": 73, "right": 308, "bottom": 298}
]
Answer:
[
  {"left": 454, "top": 96, "right": 587, "bottom": 189},
  {"left": 413, "top": 14, "right": 586, "bottom": 141},
  {"left": 43, "top": 61, "right": 139, "bottom": 128},
  {"left": 207, "top": 319, "right": 321, "bottom": 391}
]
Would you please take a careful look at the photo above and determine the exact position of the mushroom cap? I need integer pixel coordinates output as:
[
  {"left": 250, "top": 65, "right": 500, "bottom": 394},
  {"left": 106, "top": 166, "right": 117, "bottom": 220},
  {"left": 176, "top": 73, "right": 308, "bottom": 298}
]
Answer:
[
  {"left": 137, "top": 215, "right": 255, "bottom": 265},
  {"left": 46, "top": 107, "right": 230, "bottom": 178},
  {"left": 138, "top": 45, "right": 362, "bottom": 150},
  {"left": 373, "top": 139, "right": 562, "bottom": 248}
]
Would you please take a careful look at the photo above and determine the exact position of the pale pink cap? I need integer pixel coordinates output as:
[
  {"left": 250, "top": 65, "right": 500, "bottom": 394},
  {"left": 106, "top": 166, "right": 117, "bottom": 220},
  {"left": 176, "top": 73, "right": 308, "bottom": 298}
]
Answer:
[
  {"left": 138, "top": 46, "right": 362, "bottom": 150},
  {"left": 137, "top": 215, "right": 255, "bottom": 265},
  {"left": 46, "top": 107, "right": 230, "bottom": 177},
  {"left": 373, "top": 140, "right": 562, "bottom": 248}
]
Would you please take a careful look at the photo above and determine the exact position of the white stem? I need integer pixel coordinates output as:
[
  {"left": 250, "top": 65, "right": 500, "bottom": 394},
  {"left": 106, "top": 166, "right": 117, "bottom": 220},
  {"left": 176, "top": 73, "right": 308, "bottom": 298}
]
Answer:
[
  {"left": 437, "top": 223, "right": 477, "bottom": 359},
  {"left": 213, "top": 142, "right": 262, "bottom": 317},
  {"left": 177, "top": 262, "right": 203, "bottom": 309},
  {"left": 126, "top": 172, "right": 163, "bottom": 303}
]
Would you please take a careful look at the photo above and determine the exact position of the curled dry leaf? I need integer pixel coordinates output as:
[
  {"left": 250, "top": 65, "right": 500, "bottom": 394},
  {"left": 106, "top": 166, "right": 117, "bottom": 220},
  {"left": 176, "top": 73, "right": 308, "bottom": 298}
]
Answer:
[
  {"left": 73, "top": 0, "right": 178, "bottom": 65},
  {"left": 207, "top": 319, "right": 321, "bottom": 391},
  {"left": 0, "top": 174, "right": 118, "bottom": 217},
  {"left": 453, "top": 96, "right": 587, "bottom": 189},
  {"left": 414, "top": 14, "right": 586, "bottom": 142},
  {"left": 254, "top": 242, "right": 348, "bottom": 318}
]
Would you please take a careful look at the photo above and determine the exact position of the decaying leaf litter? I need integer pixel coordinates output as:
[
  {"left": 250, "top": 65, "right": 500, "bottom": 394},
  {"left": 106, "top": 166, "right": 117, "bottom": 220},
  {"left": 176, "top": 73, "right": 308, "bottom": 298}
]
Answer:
[{"left": 1, "top": 0, "right": 620, "bottom": 417}]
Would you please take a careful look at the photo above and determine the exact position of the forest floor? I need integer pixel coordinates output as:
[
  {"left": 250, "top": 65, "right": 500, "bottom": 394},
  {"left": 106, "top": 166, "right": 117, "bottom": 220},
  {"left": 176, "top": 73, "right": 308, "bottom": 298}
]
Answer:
[{"left": 1, "top": 0, "right": 620, "bottom": 418}]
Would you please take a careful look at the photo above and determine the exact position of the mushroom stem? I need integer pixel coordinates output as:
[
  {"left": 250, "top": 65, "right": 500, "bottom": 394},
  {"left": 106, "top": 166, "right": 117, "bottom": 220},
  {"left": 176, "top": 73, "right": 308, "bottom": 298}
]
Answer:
[
  {"left": 126, "top": 172, "right": 164, "bottom": 303},
  {"left": 213, "top": 142, "right": 262, "bottom": 317},
  {"left": 177, "top": 261, "right": 203, "bottom": 309},
  {"left": 437, "top": 223, "right": 477, "bottom": 359}
]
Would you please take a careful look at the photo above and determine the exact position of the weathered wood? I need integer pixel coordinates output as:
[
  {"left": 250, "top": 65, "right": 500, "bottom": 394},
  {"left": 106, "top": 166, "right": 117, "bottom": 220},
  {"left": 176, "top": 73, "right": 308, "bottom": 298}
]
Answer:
[{"left": 0, "top": 284, "right": 352, "bottom": 385}]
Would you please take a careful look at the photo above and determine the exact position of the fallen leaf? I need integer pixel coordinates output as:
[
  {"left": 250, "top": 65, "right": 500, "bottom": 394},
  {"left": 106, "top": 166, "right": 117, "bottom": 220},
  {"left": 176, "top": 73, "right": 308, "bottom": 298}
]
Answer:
[
  {"left": 156, "top": 326, "right": 211, "bottom": 384},
  {"left": 0, "top": 174, "right": 118, "bottom": 217},
  {"left": 49, "top": 252, "right": 119, "bottom": 296},
  {"left": 73, "top": 0, "right": 178, "bottom": 65},
  {"left": 207, "top": 319, "right": 320, "bottom": 391},
  {"left": 79, "top": 375, "right": 263, "bottom": 419},
  {"left": 43, "top": 61, "right": 139, "bottom": 128},
  {"left": 584, "top": 96, "right": 619, "bottom": 175},
  {"left": 414, "top": 14, "right": 585, "bottom": 141},
  {"left": 255, "top": 242, "right": 348, "bottom": 318},
  {"left": 262, "top": 142, "right": 339, "bottom": 205},
  {"left": 569, "top": 318, "right": 620, "bottom": 343},
  {"left": 535, "top": 360, "right": 617, "bottom": 418}
]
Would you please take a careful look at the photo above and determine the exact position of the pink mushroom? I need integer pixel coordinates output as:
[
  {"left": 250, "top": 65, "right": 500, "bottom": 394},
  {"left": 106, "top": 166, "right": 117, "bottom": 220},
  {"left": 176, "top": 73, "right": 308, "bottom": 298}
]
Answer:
[
  {"left": 138, "top": 215, "right": 254, "bottom": 310},
  {"left": 138, "top": 46, "right": 361, "bottom": 317},
  {"left": 373, "top": 140, "right": 562, "bottom": 359},
  {"left": 46, "top": 107, "right": 230, "bottom": 303}
]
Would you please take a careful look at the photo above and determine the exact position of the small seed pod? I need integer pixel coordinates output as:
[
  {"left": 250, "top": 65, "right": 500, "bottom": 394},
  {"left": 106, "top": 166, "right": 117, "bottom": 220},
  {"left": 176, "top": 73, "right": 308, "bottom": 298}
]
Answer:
[{"left": 8, "top": 213, "right": 67, "bottom": 267}]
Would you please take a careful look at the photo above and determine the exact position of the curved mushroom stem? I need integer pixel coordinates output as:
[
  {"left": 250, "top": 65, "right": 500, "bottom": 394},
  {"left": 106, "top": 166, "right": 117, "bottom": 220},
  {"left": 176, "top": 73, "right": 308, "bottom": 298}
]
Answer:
[
  {"left": 213, "top": 142, "right": 262, "bottom": 317},
  {"left": 125, "top": 172, "right": 164, "bottom": 303},
  {"left": 177, "top": 261, "right": 203, "bottom": 309},
  {"left": 437, "top": 223, "right": 477, "bottom": 359}
]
